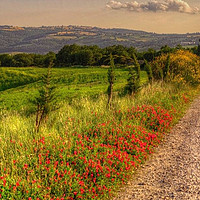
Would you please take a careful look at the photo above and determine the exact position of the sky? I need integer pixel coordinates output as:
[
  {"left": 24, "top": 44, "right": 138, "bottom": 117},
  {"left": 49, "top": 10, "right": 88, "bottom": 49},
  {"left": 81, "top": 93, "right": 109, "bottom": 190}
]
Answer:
[{"left": 0, "top": 0, "right": 200, "bottom": 33}]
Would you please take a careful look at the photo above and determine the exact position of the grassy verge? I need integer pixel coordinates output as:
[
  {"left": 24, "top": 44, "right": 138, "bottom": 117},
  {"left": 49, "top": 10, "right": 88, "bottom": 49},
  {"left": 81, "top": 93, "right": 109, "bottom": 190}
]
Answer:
[{"left": 0, "top": 82, "right": 199, "bottom": 199}]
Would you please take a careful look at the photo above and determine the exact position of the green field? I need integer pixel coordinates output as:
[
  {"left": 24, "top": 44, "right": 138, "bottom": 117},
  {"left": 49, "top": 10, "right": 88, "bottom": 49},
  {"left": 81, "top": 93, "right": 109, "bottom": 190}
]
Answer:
[
  {"left": 0, "top": 67, "right": 147, "bottom": 111},
  {"left": 1, "top": 65, "right": 200, "bottom": 199}
]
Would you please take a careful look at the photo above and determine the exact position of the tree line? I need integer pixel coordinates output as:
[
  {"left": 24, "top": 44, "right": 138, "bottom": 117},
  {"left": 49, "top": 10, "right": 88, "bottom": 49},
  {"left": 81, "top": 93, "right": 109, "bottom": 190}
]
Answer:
[
  {"left": 0, "top": 44, "right": 200, "bottom": 67},
  {"left": 0, "top": 52, "right": 56, "bottom": 67}
]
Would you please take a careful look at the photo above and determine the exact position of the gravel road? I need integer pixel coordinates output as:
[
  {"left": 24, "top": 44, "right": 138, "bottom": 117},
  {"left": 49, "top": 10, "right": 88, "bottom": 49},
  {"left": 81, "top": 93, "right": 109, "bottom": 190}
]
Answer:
[{"left": 114, "top": 98, "right": 200, "bottom": 200}]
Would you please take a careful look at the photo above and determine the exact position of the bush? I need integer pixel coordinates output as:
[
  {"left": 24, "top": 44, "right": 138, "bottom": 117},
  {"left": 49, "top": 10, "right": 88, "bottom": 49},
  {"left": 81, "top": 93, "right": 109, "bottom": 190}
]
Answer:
[
  {"left": 125, "top": 67, "right": 139, "bottom": 95},
  {"left": 151, "top": 50, "right": 200, "bottom": 85}
]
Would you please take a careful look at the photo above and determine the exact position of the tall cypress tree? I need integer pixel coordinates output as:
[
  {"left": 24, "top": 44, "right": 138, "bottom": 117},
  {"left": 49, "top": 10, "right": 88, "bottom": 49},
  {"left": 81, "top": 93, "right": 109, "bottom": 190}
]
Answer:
[
  {"left": 33, "top": 56, "right": 58, "bottom": 132},
  {"left": 155, "top": 62, "right": 164, "bottom": 82},
  {"left": 126, "top": 66, "right": 139, "bottom": 96},
  {"left": 163, "top": 55, "right": 171, "bottom": 82},
  {"left": 107, "top": 54, "right": 115, "bottom": 108},
  {"left": 144, "top": 59, "right": 153, "bottom": 84},
  {"left": 132, "top": 53, "right": 141, "bottom": 81}
]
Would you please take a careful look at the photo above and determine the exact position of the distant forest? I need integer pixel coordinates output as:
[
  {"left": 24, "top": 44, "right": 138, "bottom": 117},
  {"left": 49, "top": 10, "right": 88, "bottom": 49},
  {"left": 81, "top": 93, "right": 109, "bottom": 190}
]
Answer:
[{"left": 0, "top": 44, "right": 200, "bottom": 68}]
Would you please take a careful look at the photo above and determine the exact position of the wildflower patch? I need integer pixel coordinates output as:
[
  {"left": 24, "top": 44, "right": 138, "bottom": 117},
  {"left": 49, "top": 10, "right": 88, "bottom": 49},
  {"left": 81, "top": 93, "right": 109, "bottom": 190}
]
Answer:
[{"left": 0, "top": 104, "right": 177, "bottom": 199}]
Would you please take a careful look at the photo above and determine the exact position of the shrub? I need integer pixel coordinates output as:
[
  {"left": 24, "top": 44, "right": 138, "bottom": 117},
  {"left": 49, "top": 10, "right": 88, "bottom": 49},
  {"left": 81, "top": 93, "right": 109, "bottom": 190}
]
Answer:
[
  {"left": 151, "top": 50, "right": 200, "bottom": 85},
  {"left": 125, "top": 66, "right": 140, "bottom": 95},
  {"left": 32, "top": 65, "right": 58, "bottom": 132},
  {"left": 144, "top": 60, "right": 153, "bottom": 83}
]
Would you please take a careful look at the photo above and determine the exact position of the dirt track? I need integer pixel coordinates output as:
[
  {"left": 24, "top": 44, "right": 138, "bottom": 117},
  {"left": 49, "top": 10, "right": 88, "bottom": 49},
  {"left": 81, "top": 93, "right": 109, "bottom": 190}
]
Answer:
[{"left": 114, "top": 98, "right": 200, "bottom": 200}]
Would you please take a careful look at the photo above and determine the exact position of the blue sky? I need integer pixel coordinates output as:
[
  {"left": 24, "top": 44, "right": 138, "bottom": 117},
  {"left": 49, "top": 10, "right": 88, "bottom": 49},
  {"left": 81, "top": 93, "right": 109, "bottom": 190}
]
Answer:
[{"left": 0, "top": 0, "right": 199, "bottom": 33}]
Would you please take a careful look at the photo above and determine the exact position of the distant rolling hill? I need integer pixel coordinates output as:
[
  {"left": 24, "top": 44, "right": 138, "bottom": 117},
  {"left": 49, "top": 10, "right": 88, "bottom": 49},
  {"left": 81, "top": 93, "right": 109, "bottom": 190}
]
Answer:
[{"left": 0, "top": 25, "right": 199, "bottom": 54}]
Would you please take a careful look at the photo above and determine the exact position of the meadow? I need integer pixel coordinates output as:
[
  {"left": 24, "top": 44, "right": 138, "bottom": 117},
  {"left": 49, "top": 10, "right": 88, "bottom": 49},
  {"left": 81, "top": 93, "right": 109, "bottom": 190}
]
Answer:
[
  {"left": 0, "top": 53, "right": 200, "bottom": 200},
  {"left": 0, "top": 67, "right": 147, "bottom": 111}
]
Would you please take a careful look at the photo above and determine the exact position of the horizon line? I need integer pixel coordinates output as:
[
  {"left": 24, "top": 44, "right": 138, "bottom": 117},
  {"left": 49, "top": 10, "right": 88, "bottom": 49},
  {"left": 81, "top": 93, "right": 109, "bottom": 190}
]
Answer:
[{"left": 1, "top": 24, "right": 200, "bottom": 35}]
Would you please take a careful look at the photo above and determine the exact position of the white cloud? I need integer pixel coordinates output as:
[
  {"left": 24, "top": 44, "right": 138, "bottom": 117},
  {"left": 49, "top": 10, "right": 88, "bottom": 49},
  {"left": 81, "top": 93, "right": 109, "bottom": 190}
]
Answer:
[{"left": 106, "top": 0, "right": 199, "bottom": 14}]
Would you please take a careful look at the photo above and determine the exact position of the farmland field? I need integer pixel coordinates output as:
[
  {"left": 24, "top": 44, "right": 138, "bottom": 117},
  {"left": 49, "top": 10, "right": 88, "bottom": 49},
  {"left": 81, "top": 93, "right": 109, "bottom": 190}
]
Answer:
[{"left": 0, "top": 67, "right": 147, "bottom": 111}]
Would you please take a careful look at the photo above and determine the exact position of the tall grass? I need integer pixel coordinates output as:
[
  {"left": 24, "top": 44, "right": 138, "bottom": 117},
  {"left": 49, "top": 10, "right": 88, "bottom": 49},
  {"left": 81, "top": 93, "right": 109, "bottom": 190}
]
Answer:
[
  {"left": 0, "top": 76, "right": 199, "bottom": 199},
  {"left": 0, "top": 82, "right": 197, "bottom": 150},
  {"left": 0, "top": 82, "right": 198, "bottom": 169}
]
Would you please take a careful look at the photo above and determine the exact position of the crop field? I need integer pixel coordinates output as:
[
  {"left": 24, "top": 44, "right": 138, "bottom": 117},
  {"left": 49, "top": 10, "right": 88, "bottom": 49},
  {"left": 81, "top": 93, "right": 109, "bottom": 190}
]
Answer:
[{"left": 0, "top": 67, "right": 147, "bottom": 111}]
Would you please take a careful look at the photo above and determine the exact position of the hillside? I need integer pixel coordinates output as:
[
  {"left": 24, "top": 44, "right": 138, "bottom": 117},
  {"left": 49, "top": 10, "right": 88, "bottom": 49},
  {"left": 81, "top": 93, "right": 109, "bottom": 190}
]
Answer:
[{"left": 0, "top": 25, "right": 200, "bottom": 54}]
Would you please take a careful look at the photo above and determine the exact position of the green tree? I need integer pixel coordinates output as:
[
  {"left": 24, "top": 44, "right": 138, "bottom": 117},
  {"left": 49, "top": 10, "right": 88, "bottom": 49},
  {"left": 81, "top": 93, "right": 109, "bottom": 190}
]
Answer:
[
  {"left": 127, "top": 47, "right": 137, "bottom": 58},
  {"left": 156, "top": 63, "right": 164, "bottom": 82},
  {"left": 144, "top": 60, "right": 153, "bottom": 84},
  {"left": 105, "top": 45, "right": 131, "bottom": 65},
  {"left": 44, "top": 52, "right": 56, "bottom": 67},
  {"left": 175, "top": 44, "right": 183, "bottom": 50},
  {"left": 13, "top": 53, "right": 33, "bottom": 67},
  {"left": 0, "top": 54, "right": 15, "bottom": 67},
  {"left": 197, "top": 44, "right": 200, "bottom": 56},
  {"left": 163, "top": 55, "right": 171, "bottom": 82},
  {"left": 33, "top": 54, "right": 45, "bottom": 67},
  {"left": 143, "top": 48, "right": 157, "bottom": 62},
  {"left": 132, "top": 53, "right": 141, "bottom": 81},
  {"left": 56, "top": 44, "right": 81, "bottom": 66},
  {"left": 107, "top": 54, "right": 115, "bottom": 108},
  {"left": 93, "top": 52, "right": 103, "bottom": 65},
  {"left": 32, "top": 55, "right": 58, "bottom": 132},
  {"left": 159, "top": 45, "right": 175, "bottom": 56},
  {"left": 125, "top": 66, "right": 139, "bottom": 96},
  {"left": 75, "top": 50, "right": 93, "bottom": 66}
]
